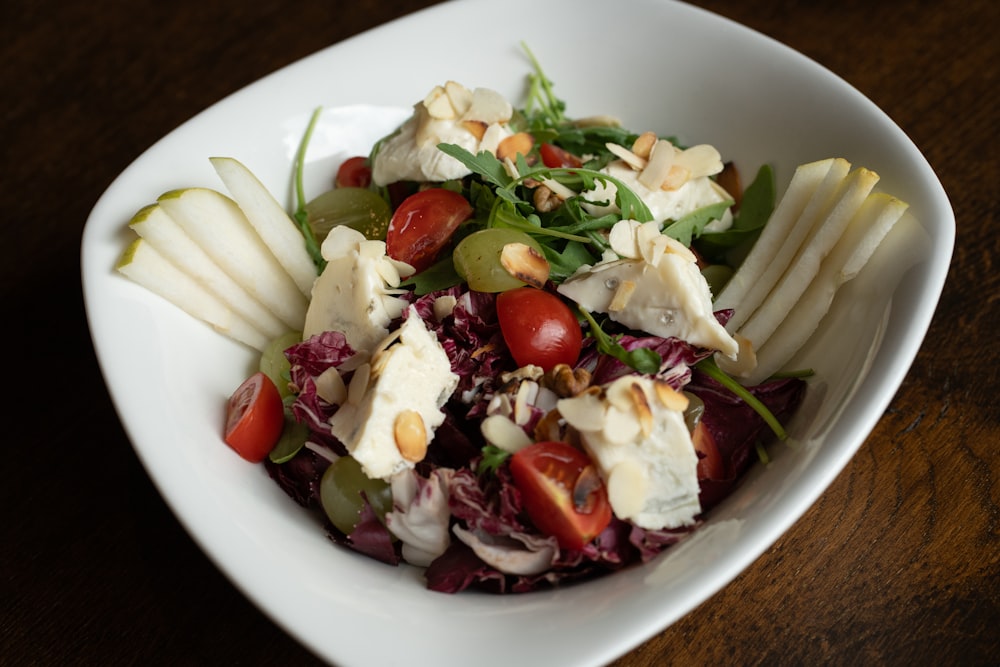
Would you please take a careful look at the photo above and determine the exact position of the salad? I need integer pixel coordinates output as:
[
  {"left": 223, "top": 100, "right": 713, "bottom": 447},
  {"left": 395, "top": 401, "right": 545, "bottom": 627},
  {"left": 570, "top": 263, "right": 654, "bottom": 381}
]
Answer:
[{"left": 118, "top": 46, "right": 907, "bottom": 594}]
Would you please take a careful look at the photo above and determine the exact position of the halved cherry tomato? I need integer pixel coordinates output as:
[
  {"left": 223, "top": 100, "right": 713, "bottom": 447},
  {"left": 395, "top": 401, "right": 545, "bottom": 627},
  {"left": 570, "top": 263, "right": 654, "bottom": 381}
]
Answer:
[
  {"left": 539, "top": 143, "right": 583, "bottom": 169},
  {"left": 385, "top": 188, "right": 473, "bottom": 273},
  {"left": 509, "top": 441, "right": 612, "bottom": 550},
  {"left": 223, "top": 372, "right": 285, "bottom": 463},
  {"left": 692, "top": 421, "right": 725, "bottom": 481},
  {"left": 335, "top": 156, "right": 372, "bottom": 189},
  {"left": 496, "top": 287, "right": 582, "bottom": 371}
]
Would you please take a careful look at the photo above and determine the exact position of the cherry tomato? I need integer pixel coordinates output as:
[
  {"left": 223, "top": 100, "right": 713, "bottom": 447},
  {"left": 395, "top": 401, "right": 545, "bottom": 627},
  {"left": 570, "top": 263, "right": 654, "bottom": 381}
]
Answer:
[
  {"left": 496, "top": 287, "right": 582, "bottom": 371},
  {"left": 539, "top": 143, "right": 583, "bottom": 169},
  {"left": 509, "top": 441, "right": 612, "bottom": 550},
  {"left": 692, "top": 421, "right": 725, "bottom": 481},
  {"left": 386, "top": 188, "right": 473, "bottom": 273},
  {"left": 223, "top": 372, "right": 285, "bottom": 463},
  {"left": 335, "top": 156, "right": 372, "bottom": 189}
]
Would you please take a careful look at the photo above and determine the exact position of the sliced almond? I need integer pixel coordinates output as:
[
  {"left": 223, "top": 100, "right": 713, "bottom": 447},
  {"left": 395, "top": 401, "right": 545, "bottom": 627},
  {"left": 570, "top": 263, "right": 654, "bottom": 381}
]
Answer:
[
  {"left": 500, "top": 242, "right": 550, "bottom": 288},
  {"left": 627, "top": 381, "right": 654, "bottom": 437},
  {"left": 606, "top": 142, "right": 646, "bottom": 170},
  {"left": 556, "top": 391, "right": 606, "bottom": 432},
  {"left": 444, "top": 80, "right": 472, "bottom": 116},
  {"left": 631, "top": 131, "right": 658, "bottom": 160},
  {"left": 480, "top": 414, "right": 533, "bottom": 453},
  {"left": 346, "top": 362, "right": 371, "bottom": 405},
  {"left": 423, "top": 85, "right": 456, "bottom": 120},
  {"left": 638, "top": 139, "right": 677, "bottom": 190},
  {"left": 315, "top": 366, "right": 347, "bottom": 405},
  {"left": 607, "top": 279, "right": 637, "bottom": 312},
  {"left": 602, "top": 403, "right": 642, "bottom": 445},
  {"left": 461, "top": 120, "right": 488, "bottom": 141},
  {"left": 496, "top": 132, "right": 535, "bottom": 161},
  {"left": 660, "top": 164, "right": 691, "bottom": 191},
  {"left": 394, "top": 409, "right": 428, "bottom": 462},
  {"left": 652, "top": 380, "right": 689, "bottom": 412},
  {"left": 461, "top": 87, "right": 513, "bottom": 125},
  {"left": 606, "top": 459, "right": 648, "bottom": 520}
]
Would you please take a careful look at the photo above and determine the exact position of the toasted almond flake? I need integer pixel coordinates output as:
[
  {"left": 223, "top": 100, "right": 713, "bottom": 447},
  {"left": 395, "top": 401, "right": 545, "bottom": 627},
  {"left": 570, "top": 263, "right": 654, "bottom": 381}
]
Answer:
[
  {"left": 572, "top": 114, "right": 622, "bottom": 128},
  {"left": 496, "top": 132, "right": 534, "bottom": 161},
  {"left": 480, "top": 414, "right": 533, "bottom": 453},
  {"left": 315, "top": 366, "right": 348, "bottom": 405},
  {"left": 394, "top": 410, "right": 428, "bottom": 462},
  {"left": 461, "top": 120, "right": 488, "bottom": 141},
  {"left": 660, "top": 164, "right": 691, "bottom": 191},
  {"left": 606, "top": 142, "right": 647, "bottom": 170},
  {"left": 432, "top": 294, "right": 457, "bottom": 321},
  {"left": 513, "top": 380, "right": 539, "bottom": 426},
  {"left": 541, "top": 178, "right": 576, "bottom": 200},
  {"left": 675, "top": 144, "right": 724, "bottom": 178},
  {"left": 608, "top": 219, "right": 642, "bottom": 258},
  {"left": 461, "top": 87, "right": 513, "bottom": 125},
  {"left": 608, "top": 279, "right": 637, "bottom": 312},
  {"left": 631, "top": 131, "right": 658, "bottom": 159},
  {"left": 602, "top": 403, "right": 641, "bottom": 445},
  {"left": 444, "top": 80, "right": 472, "bottom": 115},
  {"left": 604, "top": 376, "right": 638, "bottom": 412},
  {"left": 500, "top": 242, "right": 550, "bottom": 288},
  {"left": 628, "top": 381, "right": 654, "bottom": 437},
  {"left": 606, "top": 459, "right": 648, "bottom": 519},
  {"left": 375, "top": 257, "right": 403, "bottom": 287},
  {"left": 638, "top": 139, "right": 677, "bottom": 190},
  {"left": 423, "top": 85, "right": 456, "bottom": 119},
  {"left": 652, "top": 380, "right": 689, "bottom": 412},
  {"left": 347, "top": 363, "right": 371, "bottom": 405},
  {"left": 557, "top": 392, "right": 606, "bottom": 432}
]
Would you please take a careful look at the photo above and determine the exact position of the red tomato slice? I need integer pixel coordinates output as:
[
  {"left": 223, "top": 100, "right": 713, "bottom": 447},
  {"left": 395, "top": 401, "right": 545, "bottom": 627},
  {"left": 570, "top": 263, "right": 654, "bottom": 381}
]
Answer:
[
  {"left": 692, "top": 421, "right": 725, "bottom": 481},
  {"left": 385, "top": 188, "right": 473, "bottom": 273},
  {"left": 509, "top": 441, "right": 612, "bottom": 550},
  {"left": 335, "top": 156, "right": 372, "bottom": 189},
  {"left": 223, "top": 372, "right": 285, "bottom": 463},
  {"left": 496, "top": 287, "right": 582, "bottom": 371},
  {"left": 539, "top": 143, "right": 583, "bottom": 169}
]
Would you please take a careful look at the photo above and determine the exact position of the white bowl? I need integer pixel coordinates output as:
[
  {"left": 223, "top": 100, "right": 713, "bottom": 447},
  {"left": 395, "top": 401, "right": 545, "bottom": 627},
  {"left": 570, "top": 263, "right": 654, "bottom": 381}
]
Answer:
[{"left": 81, "top": 0, "right": 953, "bottom": 665}]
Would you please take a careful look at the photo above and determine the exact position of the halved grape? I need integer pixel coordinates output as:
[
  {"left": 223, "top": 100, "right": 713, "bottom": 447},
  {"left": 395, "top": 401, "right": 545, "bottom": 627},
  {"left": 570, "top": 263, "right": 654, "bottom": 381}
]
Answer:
[
  {"left": 319, "top": 455, "right": 393, "bottom": 535},
  {"left": 453, "top": 228, "right": 546, "bottom": 292},
  {"left": 259, "top": 330, "right": 301, "bottom": 399},
  {"left": 305, "top": 187, "right": 391, "bottom": 241}
]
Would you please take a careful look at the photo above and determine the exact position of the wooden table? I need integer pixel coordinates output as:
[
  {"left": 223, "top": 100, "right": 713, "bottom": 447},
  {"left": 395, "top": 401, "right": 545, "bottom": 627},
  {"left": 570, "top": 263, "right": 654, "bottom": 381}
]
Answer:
[{"left": 3, "top": 0, "right": 996, "bottom": 664}]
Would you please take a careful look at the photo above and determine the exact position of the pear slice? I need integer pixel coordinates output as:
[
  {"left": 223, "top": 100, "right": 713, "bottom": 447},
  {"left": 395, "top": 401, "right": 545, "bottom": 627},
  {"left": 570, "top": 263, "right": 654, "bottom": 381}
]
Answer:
[
  {"left": 116, "top": 238, "right": 269, "bottom": 351},
  {"left": 714, "top": 158, "right": 841, "bottom": 329},
  {"left": 128, "top": 203, "right": 288, "bottom": 339},
  {"left": 743, "top": 192, "right": 908, "bottom": 385},
  {"left": 736, "top": 164, "right": 880, "bottom": 349},
  {"left": 209, "top": 156, "right": 317, "bottom": 297},
  {"left": 157, "top": 187, "right": 309, "bottom": 331}
]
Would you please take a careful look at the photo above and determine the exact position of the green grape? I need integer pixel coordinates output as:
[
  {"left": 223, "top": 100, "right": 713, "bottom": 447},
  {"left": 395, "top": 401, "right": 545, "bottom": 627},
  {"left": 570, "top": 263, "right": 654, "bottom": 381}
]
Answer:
[
  {"left": 683, "top": 391, "right": 705, "bottom": 432},
  {"left": 701, "top": 263, "right": 734, "bottom": 297},
  {"left": 305, "top": 187, "right": 391, "bottom": 241},
  {"left": 319, "top": 455, "right": 393, "bottom": 535},
  {"left": 453, "top": 228, "right": 546, "bottom": 292},
  {"left": 259, "top": 330, "right": 301, "bottom": 399},
  {"left": 268, "top": 414, "right": 309, "bottom": 464}
]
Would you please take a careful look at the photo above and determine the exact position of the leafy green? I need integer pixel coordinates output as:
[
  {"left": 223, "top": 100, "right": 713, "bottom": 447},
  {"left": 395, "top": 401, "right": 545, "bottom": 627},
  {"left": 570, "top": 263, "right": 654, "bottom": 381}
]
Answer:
[
  {"left": 696, "top": 164, "right": 775, "bottom": 261},
  {"left": 579, "top": 308, "right": 662, "bottom": 374},
  {"left": 694, "top": 355, "right": 788, "bottom": 440},
  {"left": 663, "top": 200, "right": 735, "bottom": 247},
  {"left": 292, "top": 106, "right": 328, "bottom": 272},
  {"left": 477, "top": 444, "right": 511, "bottom": 476}
]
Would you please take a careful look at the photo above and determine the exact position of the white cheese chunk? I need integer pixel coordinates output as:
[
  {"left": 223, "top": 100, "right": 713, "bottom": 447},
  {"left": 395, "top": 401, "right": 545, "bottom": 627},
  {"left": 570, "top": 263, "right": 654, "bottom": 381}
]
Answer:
[
  {"left": 302, "top": 226, "right": 413, "bottom": 351},
  {"left": 557, "top": 221, "right": 738, "bottom": 357},
  {"left": 372, "top": 83, "right": 515, "bottom": 186},
  {"left": 581, "top": 160, "right": 731, "bottom": 226},
  {"left": 328, "top": 308, "right": 459, "bottom": 481},
  {"left": 557, "top": 376, "right": 701, "bottom": 530}
]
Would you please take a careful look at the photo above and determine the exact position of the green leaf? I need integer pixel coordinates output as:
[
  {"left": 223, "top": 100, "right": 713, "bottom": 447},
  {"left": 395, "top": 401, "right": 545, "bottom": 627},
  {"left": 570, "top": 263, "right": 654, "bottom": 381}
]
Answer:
[
  {"left": 662, "top": 200, "right": 734, "bottom": 247},
  {"left": 400, "top": 256, "right": 464, "bottom": 295},
  {"left": 579, "top": 308, "right": 662, "bottom": 374},
  {"left": 695, "top": 164, "right": 775, "bottom": 260},
  {"left": 542, "top": 240, "right": 599, "bottom": 283},
  {"left": 477, "top": 444, "right": 512, "bottom": 476}
]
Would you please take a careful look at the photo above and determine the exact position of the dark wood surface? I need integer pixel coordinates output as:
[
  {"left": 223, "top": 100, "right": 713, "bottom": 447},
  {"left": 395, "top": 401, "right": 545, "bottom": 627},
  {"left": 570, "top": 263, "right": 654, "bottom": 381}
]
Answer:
[{"left": 3, "top": 0, "right": 997, "bottom": 665}]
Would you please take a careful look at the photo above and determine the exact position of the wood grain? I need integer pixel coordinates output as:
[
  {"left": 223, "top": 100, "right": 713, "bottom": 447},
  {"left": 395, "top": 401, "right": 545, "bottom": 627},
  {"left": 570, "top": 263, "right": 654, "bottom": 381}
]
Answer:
[{"left": 2, "top": 0, "right": 996, "bottom": 665}]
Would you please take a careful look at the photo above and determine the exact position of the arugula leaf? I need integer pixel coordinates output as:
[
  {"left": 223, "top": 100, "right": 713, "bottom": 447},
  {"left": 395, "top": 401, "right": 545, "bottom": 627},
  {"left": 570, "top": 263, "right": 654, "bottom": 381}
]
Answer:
[
  {"left": 291, "top": 106, "right": 327, "bottom": 272},
  {"left": 662, "top": 199, "right": 734, "bottom": 247},
  {"left": 399, "top": 255, "right": 463, "bottom": 295},
  {"left": 578, "top": 308, "right": 662, "bottom": 374},
  {"left": 477, "top": 444, "right": 511, "bottom": 476},
  {"left": 542, "top": 240, "right": 599, "bottom": 282},
  {"left": 694, "top": 355, "right": 788, "bottom": 440},
  {"left": 695, "top": 164, "right": 775, "bottom": 261}
]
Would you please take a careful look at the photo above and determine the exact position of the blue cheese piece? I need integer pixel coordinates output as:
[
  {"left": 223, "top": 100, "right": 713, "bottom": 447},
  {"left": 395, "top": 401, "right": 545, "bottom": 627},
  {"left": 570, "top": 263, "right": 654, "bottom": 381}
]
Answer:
[
  {"left": 581, "top": 160, "right": 731, "bottom": 226},
  {"left": 556, "top": 376, "right": 701, "bottom": 530},
  {"left": 328, "top": 308, "right": 459, "bottom": 481},
  {"left": 557, "top": 220, "right": 738, "bottom": 357},
  {"left": 372, "top": 82, "right": 514, "bottom": 185},
  {"left": 302, "top": 226, "right": 413, "bottom": 352}
]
